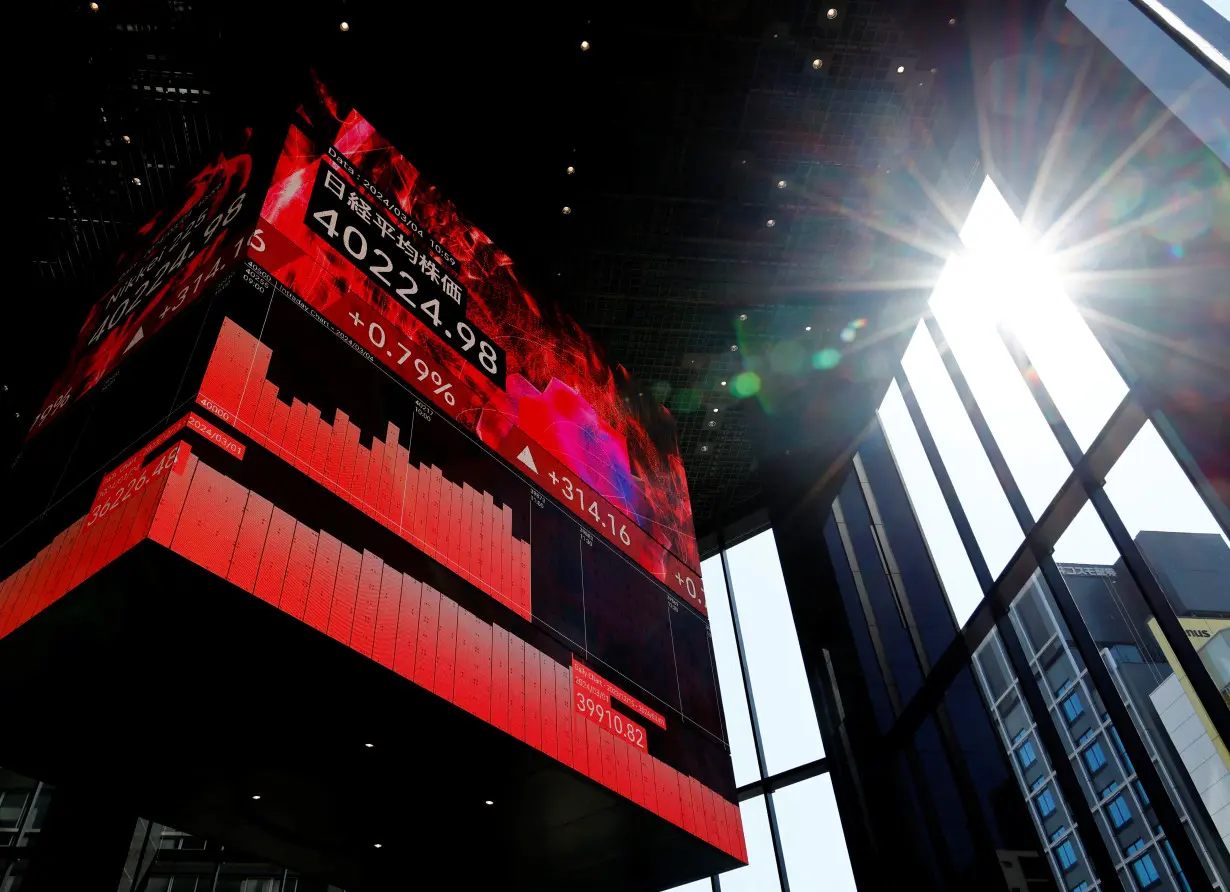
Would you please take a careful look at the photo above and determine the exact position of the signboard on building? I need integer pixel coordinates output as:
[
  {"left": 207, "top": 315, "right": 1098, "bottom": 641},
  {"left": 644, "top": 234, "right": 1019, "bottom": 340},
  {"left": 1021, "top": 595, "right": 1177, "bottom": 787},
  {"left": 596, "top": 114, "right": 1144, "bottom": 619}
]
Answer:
[{"left": 0, "top": 73, "right": 743, "bottom": 886}]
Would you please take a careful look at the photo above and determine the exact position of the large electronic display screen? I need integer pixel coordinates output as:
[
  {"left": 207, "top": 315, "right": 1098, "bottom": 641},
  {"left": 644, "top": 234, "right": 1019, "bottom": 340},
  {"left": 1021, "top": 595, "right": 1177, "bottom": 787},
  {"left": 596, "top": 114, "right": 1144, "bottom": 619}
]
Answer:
[
  {"left": 255, "top": 75, "right": 703, "bottom": 591},
  {"left": 0, "top": 279, "right": 744, "bottom": 861},
  {"left": 5, "top": 73, "right": 743, "bottom": 869},
  {"left": 28, "top": 138, "right": 258, "bottom": 439}
]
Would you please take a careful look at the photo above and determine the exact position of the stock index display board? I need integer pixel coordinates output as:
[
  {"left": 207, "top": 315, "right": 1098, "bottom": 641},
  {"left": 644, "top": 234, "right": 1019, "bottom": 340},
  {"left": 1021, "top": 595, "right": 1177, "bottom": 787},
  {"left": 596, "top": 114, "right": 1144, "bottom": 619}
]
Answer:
[{"left": 2, "top": 74, "right": 744, "bottom": 874}]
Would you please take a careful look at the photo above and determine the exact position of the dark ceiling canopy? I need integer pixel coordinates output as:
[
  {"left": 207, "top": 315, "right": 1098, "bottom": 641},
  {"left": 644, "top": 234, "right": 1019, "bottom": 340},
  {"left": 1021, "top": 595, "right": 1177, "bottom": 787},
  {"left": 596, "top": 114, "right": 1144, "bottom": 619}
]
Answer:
[{"left": 15, "top": 0, "right": 972, "bottom": 537}]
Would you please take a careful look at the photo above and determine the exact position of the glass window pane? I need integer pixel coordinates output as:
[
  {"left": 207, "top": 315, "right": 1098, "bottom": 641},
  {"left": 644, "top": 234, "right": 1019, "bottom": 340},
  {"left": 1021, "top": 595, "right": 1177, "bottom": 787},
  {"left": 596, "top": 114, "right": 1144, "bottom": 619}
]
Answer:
[
  {"left": 774, "top": 774, "right": 857, "bottom": 891},
  {"left": 972, "top": 629, "right": 1102, "bottom": 892},
  {"left": 0, "top": 792, "right": 27, "bottom": 827},
  {"left": 661, "top": 881, "right": 710, "bottom": 892},
  {"left": 901, "top": 322, "right": 1023, "bottom": 576},
  {"left": 716, "top": 795, "right": 780, "bottom": 892},
  {"left": 701, "top": 555, "right": 760, "bottom": 787},
  {"left": 837, "top": 471, "right": 924, "bottom": 704},
  {"left": 929, "top": 252, "right": 1073, "bottom": 518},
  {"left": 825, "top": 512, "right": 896, "bottom": 732},
  {"left": 877, "top": 379, "right": 984, "bottom": 624},
  {"left": 726, "top": 531, "right": 825, "bottom": 774},
  {"left": 859, "top": 423, "right": 959, "bottom": 663},
  {"left": 1104, "top": 421, "right": 1229, "bottom": 550},
  {"left": 956, "top": 177, "right": 1129, "bottom": 450},
  {"left": 1053, "top": 494, "right": 1229, "bottom": 886}
]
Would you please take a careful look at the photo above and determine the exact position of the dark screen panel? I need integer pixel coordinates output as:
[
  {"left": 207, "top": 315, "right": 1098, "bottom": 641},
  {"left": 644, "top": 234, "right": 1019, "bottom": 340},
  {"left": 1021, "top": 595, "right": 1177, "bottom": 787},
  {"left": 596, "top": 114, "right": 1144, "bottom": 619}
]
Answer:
[
  {"left": 671, "top": 603, "right": 724, "bottom": 740},
  {"left": 582, "top": 536, "right": 681, "bottom": 717}
]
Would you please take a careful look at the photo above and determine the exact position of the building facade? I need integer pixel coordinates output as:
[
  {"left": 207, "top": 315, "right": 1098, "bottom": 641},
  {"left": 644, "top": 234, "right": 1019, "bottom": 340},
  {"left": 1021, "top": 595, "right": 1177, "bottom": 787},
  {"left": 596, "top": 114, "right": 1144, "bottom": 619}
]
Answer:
[{"left": 5, "top": 0, "right": 1228, "bottom": 890}]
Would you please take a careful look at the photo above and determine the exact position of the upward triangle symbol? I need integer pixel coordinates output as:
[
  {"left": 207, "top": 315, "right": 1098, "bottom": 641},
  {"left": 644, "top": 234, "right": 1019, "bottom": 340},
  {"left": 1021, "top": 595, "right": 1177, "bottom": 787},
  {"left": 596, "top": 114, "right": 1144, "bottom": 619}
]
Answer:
[
  {"left": 516, "top": 445, "right": 538, "bottom": 474},
  {"left": 124, "top": 326, "right": 145, "bottom": 353}
]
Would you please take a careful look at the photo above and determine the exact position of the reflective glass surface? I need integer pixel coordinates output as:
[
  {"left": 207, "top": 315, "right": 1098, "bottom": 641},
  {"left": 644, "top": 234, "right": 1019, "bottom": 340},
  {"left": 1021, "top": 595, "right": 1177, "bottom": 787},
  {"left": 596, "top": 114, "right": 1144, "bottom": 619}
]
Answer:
[
  {"left": 726, "top": 531, "right": 825, "bottom": 774},
  {"left": 700, "top": 555, "right": 760, "bottom": 786}
]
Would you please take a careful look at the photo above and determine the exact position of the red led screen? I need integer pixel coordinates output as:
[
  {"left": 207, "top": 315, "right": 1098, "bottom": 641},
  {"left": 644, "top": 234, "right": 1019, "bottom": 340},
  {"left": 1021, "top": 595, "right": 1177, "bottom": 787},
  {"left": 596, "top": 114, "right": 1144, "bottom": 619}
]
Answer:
[
  {"left": 254, "top": 75, "right": 700, "bottom": 577},
  {"left": 28, "top": 141, "right": 258, "bottom": 439},
  {"left": 0, "top": 438, "right": 747, "bottom": 864},
  {"left": 8, "top": 74, "right": 741, "bottom": 869},
  {"left": 187, "top": 303, "right": 725, "bottom": 757},
  {"left": 197, "top": 317, "right": 532, "bottom": 621}
]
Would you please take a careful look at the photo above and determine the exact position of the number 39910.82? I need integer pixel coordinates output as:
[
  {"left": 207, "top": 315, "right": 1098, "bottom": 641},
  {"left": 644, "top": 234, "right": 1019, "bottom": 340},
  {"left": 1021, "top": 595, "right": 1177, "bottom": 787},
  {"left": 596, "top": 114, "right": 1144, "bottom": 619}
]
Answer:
[{"left": 575, "top": 692, "right": 645, "bottom": 748}]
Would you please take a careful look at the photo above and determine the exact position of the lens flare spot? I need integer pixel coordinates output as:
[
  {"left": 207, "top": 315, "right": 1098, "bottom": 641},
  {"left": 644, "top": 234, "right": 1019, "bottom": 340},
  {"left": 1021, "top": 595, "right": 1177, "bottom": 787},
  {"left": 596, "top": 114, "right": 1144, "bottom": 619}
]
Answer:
[
  {"left": 851, "top": 317, "right": 868, "bottom": 329},
  {"left": 769, "top": 340, "right": 807, "bottom": 375},
  {"left": 731, "top": 372, "right": 762, "bottom": 398},
  {"left": 840, "top": 327, "right": 857, "bottom": 343},
  {"left": 813, "top": 348, "right": 842, "bottom": 370},
  {"left": 1097, "top": 168, "right": 1145, "bottom": 223},
  {"left": 1144, "top": 181, "right": 1210, "bottom": 245},
  {"left": 1170, "top": 243, "right": 1185, "bottom": 259}
]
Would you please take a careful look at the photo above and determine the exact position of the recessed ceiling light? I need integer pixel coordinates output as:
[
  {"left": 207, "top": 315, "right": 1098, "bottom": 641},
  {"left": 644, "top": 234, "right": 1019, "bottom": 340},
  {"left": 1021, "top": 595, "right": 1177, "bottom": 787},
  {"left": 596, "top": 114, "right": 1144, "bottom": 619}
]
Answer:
[
  {"left": 897, "top": 65, "right": 905, "bottom": 73},
  {"left": 339, "top": 21, "right": 349, "bottom": 31},
  {"left": 89, "top": 1, "right": 99, "bottom": 9},
  {"left": 827, "top": 8, "right": 838, "bottom": 19},
  {"left": 720, "top": 380, "right": 727, "bottom": 386},
  {"left": 738, "top": 314, "right": 747, "bottom": 321},
  {"left": 131, "top": 177, "right": 141, "bottom": 186},
  {"left": 121, "top": 134, "right": 131, "bottom": 144},
  {"left": 580, "top": 40, "right": 590, "bottom": 51},
  {"left": 566, "top": 166, "right": 575, "bottom": 174},
  {"left": 949, "top": 17, "right": 957, "bottom": 25},
  {"left": 562, "top": 206, "right": 572, "bottom": 215},
  {"left": 374, "top": 843, "right": 382, "bottom": 849},
  {"left": 713, "top": 408, "right": 720, "bottom": 413},
  {"left": 364, "top": 743, "right": 374, "bottom": 748},
  {"left": 812, "top": 59, "right": 823, "bottom": 69},
  {"left": 805, "top": 326, "right": 812, "bottom": 331},
  {"left": 251, "top": 794, "right": 261, "bottom": 800},
  {"left": 485, "top": 800, "right": 494, "bottom": 806},
  {"left": 766, "top": 218, "right": 776, "bottom": 227},
  {"left": 730, "top": 345, "right": 739, "bottom": 352},
  {"left": 776, "top": 179, "right": 787, "bottom": 189}
]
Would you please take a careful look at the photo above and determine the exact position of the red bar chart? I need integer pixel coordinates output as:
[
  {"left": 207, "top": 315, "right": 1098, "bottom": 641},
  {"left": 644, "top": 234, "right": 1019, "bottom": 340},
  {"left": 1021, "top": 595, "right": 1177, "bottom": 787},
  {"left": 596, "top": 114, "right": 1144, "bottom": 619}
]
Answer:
[
  {"left": 0, "top": 447, "right": 746, "bottom": 864},
  {"left": 196, "top": 318, "right": 531, "bottom": 621}
]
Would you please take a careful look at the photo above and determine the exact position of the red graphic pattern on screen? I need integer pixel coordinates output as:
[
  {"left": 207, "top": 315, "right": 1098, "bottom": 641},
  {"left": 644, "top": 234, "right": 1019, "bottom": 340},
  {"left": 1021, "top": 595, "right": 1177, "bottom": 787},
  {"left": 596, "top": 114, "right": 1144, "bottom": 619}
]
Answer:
[
  {"left": 0, "top": 447, "right": 746, "bottom": 863},
  {"left": 0, "top": 444, "right": 187, "bottom": 641},
  {"left": 88, "top": 412, "right": 240, "bottom": 524},
  {"left": 197, "top": 319, "right": 530, "bottom": 620},
  {"left": 196, "top": 315, "right": 704, "bottom": 613},
  {"left": 29, "top": 148, "right": 255, "bottom": 438},
  {"left": 259, "top": 76, "right": 699, "bottom": 572}
]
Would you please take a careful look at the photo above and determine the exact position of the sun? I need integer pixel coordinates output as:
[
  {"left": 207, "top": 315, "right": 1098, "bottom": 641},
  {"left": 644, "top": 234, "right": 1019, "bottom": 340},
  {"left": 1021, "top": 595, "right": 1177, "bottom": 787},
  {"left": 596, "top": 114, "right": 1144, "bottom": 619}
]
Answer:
[{"left": 926, "top": 176, "right": 1129, "bottom": 448}]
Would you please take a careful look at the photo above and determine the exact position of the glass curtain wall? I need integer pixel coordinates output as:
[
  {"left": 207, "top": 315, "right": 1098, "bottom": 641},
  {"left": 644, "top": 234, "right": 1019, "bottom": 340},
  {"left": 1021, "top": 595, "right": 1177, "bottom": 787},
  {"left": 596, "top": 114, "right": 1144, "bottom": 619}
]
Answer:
[
  {"left": 850, "top": 168, "right": 1230, "bottom": 892},
  {"left": 664, "top": 531, "right": 855, "bottom": 892}
]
